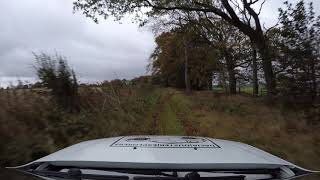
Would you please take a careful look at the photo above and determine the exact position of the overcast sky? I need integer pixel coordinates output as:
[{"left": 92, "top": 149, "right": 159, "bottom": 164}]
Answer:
[{"left": 0, "top": 0, "right": 319, "bottom": 87}]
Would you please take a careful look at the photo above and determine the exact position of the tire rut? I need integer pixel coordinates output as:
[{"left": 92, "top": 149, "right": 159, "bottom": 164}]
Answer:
[{"left": 149, "top": 92, "right": 174, "bottom": 135}]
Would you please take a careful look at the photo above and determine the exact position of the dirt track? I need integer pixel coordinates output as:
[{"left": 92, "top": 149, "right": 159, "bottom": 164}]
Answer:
[{"left": 150, "top": 92, "right": 175, "bottom": 135}]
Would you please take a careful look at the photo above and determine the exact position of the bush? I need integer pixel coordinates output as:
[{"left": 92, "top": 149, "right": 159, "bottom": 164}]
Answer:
[{"left": 34, "top": 52, "right": 80, "bottom": 113}]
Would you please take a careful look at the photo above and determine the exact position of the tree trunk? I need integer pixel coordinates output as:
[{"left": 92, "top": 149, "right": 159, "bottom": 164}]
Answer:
[
  {"left": 228, "top": 68, "right": 237, "bottom": 94},
  {"left": 256, "top": 41, "right": 276, "bottom": 101},
  {"left": 310, "top": 56, "right": 317, "bottom": 101},
  {"left": 220, "top": 68, "right": 228, "bottom": 94},
  {"left": 252, "top": 45, "right": 259, "bottom": 97},
  {"left": 225, "top": 50, "right": 237, "bottom": 94},
  {"left": 208, "top": 76, "right": 213, "bottom": 90},
  {"left": 223, "top": 75, "right": 228, "bottom": 94},
  {"left": 183, "top": 37, "right": 191, "bottom": 93}
]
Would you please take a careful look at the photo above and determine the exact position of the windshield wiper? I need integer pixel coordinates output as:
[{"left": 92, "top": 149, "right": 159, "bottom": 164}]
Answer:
[
  {"left": 115, "top": 170, "right": 246, "bottom": 180},
  {"left": 133, "top": 172, "right": 246, "bottom": 180},
  {"left": 31, "top": 168, "right": 129, "bottom": 180},
  {"left": 30, "top": 169, "right": 245, "bottom": 180},
  {"left": 16, "top": 163, "right": 275, "bottom": 180},
  {"left": 114, "top": 169, "right": 179, "bottom": 177},
  {"left": 133, "top": 176, "right": 245, "bottom": 180}
]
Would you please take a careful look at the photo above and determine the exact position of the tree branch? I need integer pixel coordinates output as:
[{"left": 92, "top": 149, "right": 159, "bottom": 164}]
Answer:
[{"left": 243, "top": 0, "right": 263, "bottom": 32}]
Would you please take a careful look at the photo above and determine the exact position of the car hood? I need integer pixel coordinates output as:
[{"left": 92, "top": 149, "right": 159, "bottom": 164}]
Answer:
[{"left": 10, "top": 136, "right": 319, "bottom": 179}]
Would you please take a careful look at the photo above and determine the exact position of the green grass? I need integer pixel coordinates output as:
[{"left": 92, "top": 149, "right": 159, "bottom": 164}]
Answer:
[
  {"left": 159, "top": 102, "right": 185, "bottom": 135},
  {"left": 241, "top": 86, "right": 254, "bottom": 94},
  {"left": 240, "top": 86, "right": 267, "bottom": 96},
  {"left": 212, "top": 87, "right": 224, "bottom": 93},
  {"left": 213, "top": 86, "right": 267, "bottom": 96},
  {"left": 139, "top": 88, "right": 163, "bottom": 133}
]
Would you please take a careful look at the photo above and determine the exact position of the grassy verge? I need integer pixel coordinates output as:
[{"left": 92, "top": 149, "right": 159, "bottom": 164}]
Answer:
[{"left": 184, "top": 92, "right": 320, "bottom": 174}]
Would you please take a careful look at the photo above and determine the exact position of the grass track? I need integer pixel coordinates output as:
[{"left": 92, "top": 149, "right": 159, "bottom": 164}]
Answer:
[
  {"left": 151, "top": 89, "right": 185, "bottom": 135},
  {"left": 158, "top": 102, "right": 185, "bottom": 135}
]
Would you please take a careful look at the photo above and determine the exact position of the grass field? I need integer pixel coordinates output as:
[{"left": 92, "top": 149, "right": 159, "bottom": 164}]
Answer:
[
  {"left": 0, "top": 86, "right": 319, "bottom": 179},
  {"left": 213, "top": 85, "right": 267, "bottom": 96}
]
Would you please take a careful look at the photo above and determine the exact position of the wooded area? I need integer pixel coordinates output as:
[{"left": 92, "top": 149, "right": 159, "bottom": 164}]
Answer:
[{"left": 74, "top": 0, "right": 319, "bottom": 119}]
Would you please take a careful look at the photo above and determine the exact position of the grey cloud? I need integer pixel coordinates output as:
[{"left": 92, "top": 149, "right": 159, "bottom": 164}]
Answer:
[{"left": 0, "top": 0, "right": 155, "bottom": 87}]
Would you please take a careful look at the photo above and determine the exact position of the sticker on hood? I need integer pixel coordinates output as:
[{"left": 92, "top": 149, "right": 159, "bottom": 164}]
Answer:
[{"left": 110, "top": 136, "right": 220, "bottom": 148}]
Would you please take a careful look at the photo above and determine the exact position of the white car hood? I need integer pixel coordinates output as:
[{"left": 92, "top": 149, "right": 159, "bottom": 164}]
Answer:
[{"left": 12, "top": 136, "right": 319, "bottom": 179}]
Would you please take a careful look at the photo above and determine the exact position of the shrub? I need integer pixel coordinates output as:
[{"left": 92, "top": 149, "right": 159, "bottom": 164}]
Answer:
[{"left": 34, "top": 52, "right": 80, "bottom": 113}]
